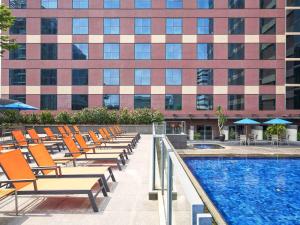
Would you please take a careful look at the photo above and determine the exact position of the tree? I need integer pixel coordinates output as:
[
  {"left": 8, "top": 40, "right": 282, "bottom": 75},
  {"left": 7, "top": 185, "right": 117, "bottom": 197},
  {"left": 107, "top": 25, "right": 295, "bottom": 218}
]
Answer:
[
  {"left": 0, "top": 4, "right": 17, "bottom": 56},
  {"left": 216, "top": 105, "right": 227, "bottom": 137}
]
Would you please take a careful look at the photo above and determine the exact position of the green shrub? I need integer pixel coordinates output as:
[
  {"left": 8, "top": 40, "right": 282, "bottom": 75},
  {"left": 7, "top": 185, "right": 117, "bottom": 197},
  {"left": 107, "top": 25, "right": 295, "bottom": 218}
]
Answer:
[
  {"left": 55, "top": 111, "right": 74, "bottom": 124},
  {"left": 266, "top": 125, "right": 286, "bottom": 137},
  {"left": 0, "top": 110, "right": 23, "bottom": 124},
  {"left": 298, "top": 132, "right": 300, "bottom": 141},
  {"left": 39, "top": 111, "right": 55, "bottom": 124},
  {"left": 22, "top": 113, "right": 39, "bottom": 124},
  {"left": 194, "top": 132, "right": 201, "bottom": 140}
]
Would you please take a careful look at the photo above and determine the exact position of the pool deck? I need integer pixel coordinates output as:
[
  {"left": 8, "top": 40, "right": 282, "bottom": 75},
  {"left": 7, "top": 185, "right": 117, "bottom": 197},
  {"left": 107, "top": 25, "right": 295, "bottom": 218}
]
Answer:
[{"left": 0, "top": 135, "right": 160, "bottom": 225}]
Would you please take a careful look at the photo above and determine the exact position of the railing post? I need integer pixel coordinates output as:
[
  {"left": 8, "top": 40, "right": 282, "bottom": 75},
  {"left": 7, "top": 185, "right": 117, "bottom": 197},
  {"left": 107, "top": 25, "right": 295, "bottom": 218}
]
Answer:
[
  {"left": 167, "top": 154, "right": 173, "bottom": 225},
  {"left": 152, "top": 136, "right": 156, "bottom": 190},
  {"left": 161, "top": 139, "right": 165, "bottom": 195}
]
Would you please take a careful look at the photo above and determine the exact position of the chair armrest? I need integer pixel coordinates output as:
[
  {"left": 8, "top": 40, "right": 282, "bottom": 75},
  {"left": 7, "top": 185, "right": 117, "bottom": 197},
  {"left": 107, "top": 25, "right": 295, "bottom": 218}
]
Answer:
[
  {"left": 32, "top": 166, "right": 62, "bottom": 176},
  {"left": 0, "top": 179, "right": 37, "bottom": 190}
]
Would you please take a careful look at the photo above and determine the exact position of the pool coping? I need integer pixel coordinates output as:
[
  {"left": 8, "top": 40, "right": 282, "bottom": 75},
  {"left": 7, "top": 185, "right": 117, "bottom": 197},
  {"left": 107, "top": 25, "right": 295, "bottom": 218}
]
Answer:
[{"left": 176, "top": 152, "right": 300, "bottom": 225}]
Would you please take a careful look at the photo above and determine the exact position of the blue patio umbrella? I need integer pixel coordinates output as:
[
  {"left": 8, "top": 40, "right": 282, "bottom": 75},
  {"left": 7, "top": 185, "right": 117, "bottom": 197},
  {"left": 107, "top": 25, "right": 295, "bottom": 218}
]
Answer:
[
  {"left": 234, "top": 118, "right": 260, "bottom": 141},
  {"left": 0, "top": 98, "right": 38, "bottom": 110},
  {"left": 263, "top": 118, "right": 292, "bottom": 125}
]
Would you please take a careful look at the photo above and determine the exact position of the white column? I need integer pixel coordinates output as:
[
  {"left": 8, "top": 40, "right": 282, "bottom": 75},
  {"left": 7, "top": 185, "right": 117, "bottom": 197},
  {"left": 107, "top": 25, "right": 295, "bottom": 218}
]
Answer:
[
  {"left": 189, "top": 125, "right": 194, "bottom": 141},
  {"left": 287, "top": 125, "right": 298, "bottom": 141}
]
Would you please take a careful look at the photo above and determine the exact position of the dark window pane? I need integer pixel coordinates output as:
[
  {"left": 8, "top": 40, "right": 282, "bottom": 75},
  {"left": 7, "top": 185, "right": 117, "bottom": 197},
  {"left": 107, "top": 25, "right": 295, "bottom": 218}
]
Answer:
[
  {"left": 135, "top": 0, "right": 152, "bottom": 8},
  {"left": 228, "top": 43, "right": 244, "bottom": 60},
  {"left": 198, "top": 0, "right": 214, "bottom": 8},
  {"left": 287, "top": 0, "right": 300, "bottom": 6},
  {"left": 41, "top": 0, "right": 57, "bottom": 8},
  {"left": 166, "top": 0, "right": 183, "bottom": 8},
  {"left": 9, "top": 69, "right": 26, "bottom": 85},
  {"left": 103, "top": 69, "right": 120, "bottom": 85},
  {"left": 196, "top": 95, "right": 213, "bottom": 110},
  {"left": 9, "top": 94, "right": 26, "bottom": 103},
  {"left": 260, "top": 18, "right": 276, "bottom": 35},
  {"left": 41, "top": 18, "right": 57, "bottom": 34},
  {"left": 260, "top": 43, "right": 276, "bottom": 60},
  {"left": 259, "top": 94, "right": 276, "bottom": 110},
  {"left": 286, "top": 87, "right": 300, "bottom": 109},
  {"left": 259, "top": 69, "right": 276, "bottom": 85},
  {"left": 41, "top": 95, "right": 57, "bottom": 110},
  {"left": 41, "top": 43, "right": 57, "bottom": 60},
  {"left": 287, "top": 10, "right": 300, "bottom": 33},
  {"left": 72, "top": 69, "right": 88, "bottom": 85},
  {"left": 10, "top": 18, "right": 26, "bottom": 34},
  {"left": 228, "top": 0, "right": 244, "bottom": 9},
  {"left": 197, "top": 69, "right": 213, "bottom": 85},
  {"left": 228, "top": 69, "right": 244, "bottom": 85},
  {"left": 260, "top": 0, "right": 276, "bottom": 8},
  {"left": 73, "top": 0, "right": 89, "bottom": 8},
  {"left": 103, "top": 94, "right": 120, "bottom": 109},
  {"left": 165, "top": 69, "right": 182, "bottom": 85},
  {"left": 197, "top": 43, "right": 213, "bottom": 59},
  {"left": 228, "top": 94, "right": 244, "bottom": 110},
  {"left": 287, "top": 35, "right": 300, "bottom": 58},
  {"left": 197, "top": 18, "right": 213, "bottom": 34},
  {"left": 228, "top": 18, "right": 244, "bottom": 35},
  {"left": 72, "top": 95, "right": 88, "bottom": 110},
  {"left": 286, "top": 61, "right": 300, "bottom": 84},
  {"left": 9, "top": 0, "right": 27, "bottom": 8},
  {"left": 134, "top": 95, "right": 151, "bottom": 109},
  {"left": 41, "top": 69, "right": 57, "bottom": 85},
  {"left": 165, "top": 94, "right": 182, "bottom": 110},
  {"left": 72, "top": 43, "right": 88, "bottom": 60},
  {"left": 9, "top": 43, "right": 26, "bottom": 60}
]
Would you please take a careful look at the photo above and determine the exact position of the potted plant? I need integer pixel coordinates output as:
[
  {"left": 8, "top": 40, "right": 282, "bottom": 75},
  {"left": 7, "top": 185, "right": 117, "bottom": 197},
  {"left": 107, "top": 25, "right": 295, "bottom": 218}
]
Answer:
[{"left": 216, "top": 106, "right": 227, "bottom": 141}]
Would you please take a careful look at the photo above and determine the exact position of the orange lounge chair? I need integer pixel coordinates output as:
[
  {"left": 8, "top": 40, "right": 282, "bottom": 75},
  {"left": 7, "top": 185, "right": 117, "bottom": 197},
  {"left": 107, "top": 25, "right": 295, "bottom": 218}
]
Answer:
[
  {"left": 102, "top": 128, "right": 136, "bottom": 146},
  {"left": 0, "top": 188, "right": 18, "bottom": 215},
  {"left": 63, "top": 125, "right": 73, "bottom": 136},
  {"left": 0, "top": 150, "right": 107, "bottom": 212},
  {"left": 57, "top": 126, "right": 70, "bottom": 137},
  {"left": 88, "top": 130, "right": 133, "bottom": 153},
  {"left": 114, "top": 125, "right": 140, "bottom": 139},
  {"left": 98, "top": 128, "right": 135, "bottom": 146},
  {"left": 43, "top": 127, "right": 61, "bottom": 141},
  {"left": 109, "top": 126, "right": 139, "bottom": 141},
  {"left": 28, "top": 144, "right": 116, "bottom": 192},
  {"left": 74, "top": 133, "right": 129, "bottom": 159},
  {"left": 63, "top": 137, "right": 125, "bottom": 170}
]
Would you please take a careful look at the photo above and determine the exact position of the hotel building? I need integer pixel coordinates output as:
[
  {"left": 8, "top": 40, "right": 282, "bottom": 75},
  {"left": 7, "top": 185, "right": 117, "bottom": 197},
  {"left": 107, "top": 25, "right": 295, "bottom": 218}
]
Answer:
[{"left": 1, "top": 0, "right": 300, "bottom": 139}]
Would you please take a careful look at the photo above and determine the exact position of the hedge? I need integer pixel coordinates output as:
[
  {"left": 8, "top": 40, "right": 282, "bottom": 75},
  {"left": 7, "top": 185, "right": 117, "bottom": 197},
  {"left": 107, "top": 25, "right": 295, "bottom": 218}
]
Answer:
[{"left": 0, "top": 108, "right": 164, "bottom": 125}]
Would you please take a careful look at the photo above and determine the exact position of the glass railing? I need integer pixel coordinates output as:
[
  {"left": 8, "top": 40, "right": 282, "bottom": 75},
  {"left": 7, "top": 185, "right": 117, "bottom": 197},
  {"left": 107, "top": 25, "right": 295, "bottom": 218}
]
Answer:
[{"left": 151, "top": 123, "right": 214, "bottom": 225}]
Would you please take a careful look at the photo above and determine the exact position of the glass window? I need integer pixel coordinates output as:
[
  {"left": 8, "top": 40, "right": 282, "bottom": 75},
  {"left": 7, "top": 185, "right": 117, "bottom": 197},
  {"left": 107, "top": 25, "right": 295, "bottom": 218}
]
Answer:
[
  {"left": 197, "top": 43, "right": 213, "bottom": 60},
  {"left": 228, "top": 69, "right": 244, "bottom": 85},
  {"left": 165, "top": 94, "right": 182, "bottom": 110},
  {"left": 197, "top": 0, "right": 214, "bottom": 8},
  {"left": 9, "top": 69, "right": 26, "bottom": 85},
  {"left": 197, "top": 69, "right": 213, "bottom": 85},
  {"left": 287, "top": 10, "right": 300, "bottom": 33},
  {"left": 9, "top": 94, "right": 26, "bottom": 103},
  {"left": 135, "top": 44, "right": 151, "bottom": 59},
  {"left": 41, "top": 95, "right": 57, "bottom": 110},
  {"left": 73, "top": 0, "right": 88, "bottom": 8},
  {"left": 197, "top": 18, "right": 213, "bottom": 34},
  {"left": 260, "top": 43, "right": 276, "bottom": 60},
  {"left": 72, "top": 18, "right": 88, "bottom": 34},
  {"left": 72, "top": 43, "right": 88, "bottom": 60},
  {"left": 166, "top": 18, "right": 182, "bottom": 34},
  {"left": 228, "top": 43, "right": 244, "bottom": 60},
  {"left": 135, "top": 69, "right": 151, "bottom": 85},
  {"left": 287, "top": 35, "right": 300, "bottom": 58},
  {"left": 287, "top": 0, "right": 300, "bottom": 6},
  {"left": 41, "top": 43, "right": 57, "bottom": 60},
  {"left": 9, "top": 0, "right": 27, "bottom": 9},
  {"left": 103, "top": 94, "right": 120, "bottom": 109},
  {"left": 135, "top": 18, "right": 151, "bottom": 34},
  {"left": 260, "top": 0, "right": 276, "bottom": 9},
  {"left": 166, "top": 44, "right": 182, "bottom": 59},
  {"left": 259, "top": 69, "right": 276, "bottom": 85},
  {"left": 134, "top": 95, "right": 151, "bottom": 109},
  {"left": 260, "top": 18, "right": 276, "bottom": 35},
  {"left": 135, "top": 0, "right": 151, "bottom": 8},
  {"left": 228, "top": 0, "right": 244, "bottom": 9},
  {"left": 72, "top": 95, "right": 88, "bottom": 110},
  {"left": 228, "top": 94, "right": 244, "bottom": 110},
  {"left": 286, "top": 87, "right": 300, "bottom": 109},
  {"left": 41, "top": 69, "right": 57, "bottom": 85},
  {"left": 41, "top": 0, "right": 57, "bottom": 8},
  {"left": 196, "top": 94, "right": 213, "bottom": 110},
  {"left": 103, "top": 69, "right": 120, "bottom": 85},
  {"left": 41, "top": 18, "right": 57, "bottom": 34},
  {"left": 104, "top": 0, "right": 120, "bottom": 8},
  {"left": 228, "top": 18, "right": 244, "bottom": 35},
  {"left": 104, "top": 18, "right": 120, "bottom": 35},
  {"left": 10, "top": 18, "right": 26, "bottom": 34},
  {"left": 166, "top": 0, "right": 182, "bottom": 8},
  {"left": 104, "top": 44, "right": 120, "bottom": 59},
  {"left": 259, "top": 95, "right": 276, "bottom": 110},
  {"left": 9, "top": 43, "right": 26, "bottom": 60},
  {"left": 165, "top": 69, "right": 182, "bottom": 85},
  {"left": 286, "top": 61, "right": 300, "bottom": 84},
  {"left": 72, "top": 69, "right": 88, "bottom": 85}
]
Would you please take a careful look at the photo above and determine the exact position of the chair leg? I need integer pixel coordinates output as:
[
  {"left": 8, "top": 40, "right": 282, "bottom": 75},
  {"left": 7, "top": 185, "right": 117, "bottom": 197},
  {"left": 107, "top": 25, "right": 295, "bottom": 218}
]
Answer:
[
  {"left": 108, "top": 167, "right": 116, "bottom": 182},
  {"left": 88, "top": 191, "right": 99, "bottom": 212},
  {"left": 98, "top": 178, "right": 108, "bottom": 197},
  {"left": 100, "top": 174, "right": 110, "bottom": 192},
  {"left": 15, "top": 191, "right": 18, "bottom": 216}
]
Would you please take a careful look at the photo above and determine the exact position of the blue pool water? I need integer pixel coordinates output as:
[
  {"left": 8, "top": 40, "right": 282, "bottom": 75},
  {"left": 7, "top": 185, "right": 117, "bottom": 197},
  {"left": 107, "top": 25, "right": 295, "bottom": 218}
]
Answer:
[
  {"left": 192, "top": 144, "right": 224, "bottom": 149},
  {"left": 184, "top": 157, "right": 300, "bottom": 225}
]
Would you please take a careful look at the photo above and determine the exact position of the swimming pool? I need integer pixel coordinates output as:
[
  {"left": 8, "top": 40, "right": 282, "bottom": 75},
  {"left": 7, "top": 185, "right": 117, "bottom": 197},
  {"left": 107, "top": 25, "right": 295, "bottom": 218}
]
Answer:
[
  {"left": 184, "top": 157, "right": 300, "bottom": 225},
  {"left": 192, "top": 144, "right": 224, "bottom": 149}
]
